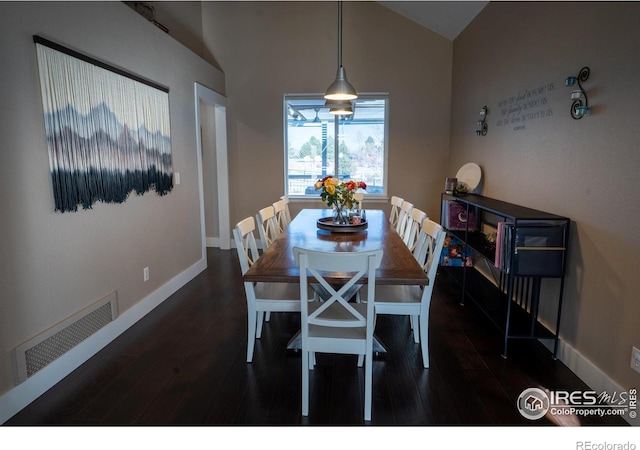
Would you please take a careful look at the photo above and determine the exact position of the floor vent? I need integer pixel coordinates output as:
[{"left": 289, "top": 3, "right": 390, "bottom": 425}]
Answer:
[{"left": 13, "top": 291, "right": 117, "bottom": 384}]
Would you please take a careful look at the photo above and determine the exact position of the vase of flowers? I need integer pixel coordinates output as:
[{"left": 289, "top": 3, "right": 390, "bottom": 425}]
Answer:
[{"left": 314, "top": 176, "right": 367, "bottom": 225}]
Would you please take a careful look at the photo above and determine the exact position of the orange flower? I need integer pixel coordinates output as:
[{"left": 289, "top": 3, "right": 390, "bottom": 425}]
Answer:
[{"left": 315, "top": 176, "right": 366, "bottom": 209}]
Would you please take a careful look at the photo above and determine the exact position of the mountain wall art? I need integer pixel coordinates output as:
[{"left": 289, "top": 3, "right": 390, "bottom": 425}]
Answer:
[{"left": 34, "top": 36, "right": 173, "bottom": 213}]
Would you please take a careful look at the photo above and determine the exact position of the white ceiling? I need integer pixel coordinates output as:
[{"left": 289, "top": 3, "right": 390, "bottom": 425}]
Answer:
[{"left": 377, "top": 1, "right": 489, "bottom": 40}]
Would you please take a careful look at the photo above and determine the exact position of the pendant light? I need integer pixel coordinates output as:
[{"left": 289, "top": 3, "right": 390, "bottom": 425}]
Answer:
[
  {"left": 324, "top": 1, "right": 357, "bottom": 102},
  {"left": 326, "top": 99, "right": 353, "bottom": 115}
]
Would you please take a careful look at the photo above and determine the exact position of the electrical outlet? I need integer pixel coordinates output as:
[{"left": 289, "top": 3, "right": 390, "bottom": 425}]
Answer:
[
  {"left": 631, "top": 346, "right": 640, "bottom": 374},
  {"left": 174, "top": 172, "right": 180, "bottom": 185},
  {"left": 143, "top": 267, "right": 150, "bottom": 282}
]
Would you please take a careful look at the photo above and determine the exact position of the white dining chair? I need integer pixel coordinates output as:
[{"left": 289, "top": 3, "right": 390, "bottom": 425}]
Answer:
[
  {"left": 402, "top": 207, "right": 428, "bottom": 251},
  {"left": 362, "top": 219, "right": 445, "bottom": 368},
  {"left": 293, "top": 247, "right": 383, "bottom": 421},
  {"left": 280, "top": 194, "right": 293, "bottom": 224},
  {"left": 273, "top": 199, "right": 289, "bottom": 236},
  {"left": 234, "top": 217, "right": 313, "bottom": 363},
  {"left": 353, "top": 192, "right": 364, "bottom": 210},
  {"left": 389, "top": 196, "right": 404, "bottom": 228},
  {"left": 256, "top": 205, "right": 279, "bottom": 250},
  {"left": 395, "top": 200, "right": 414, "bottom": 238}
]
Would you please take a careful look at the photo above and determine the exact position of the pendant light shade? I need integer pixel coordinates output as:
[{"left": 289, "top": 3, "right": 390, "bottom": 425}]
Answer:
[
  {"left": 325, "top": 67, "right": 357, "bottom": 101},
  {"left": 324, "top": 1, "right": 357, "bottom": 101},
  {"left": 325, "top": 99, "right": 353, "bottom": 115}
]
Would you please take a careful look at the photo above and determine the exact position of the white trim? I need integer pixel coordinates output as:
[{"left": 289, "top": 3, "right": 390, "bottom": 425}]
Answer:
[
  {"left": 194, "top": 83, "right": 230, "bottom": 251},
  {"left": 215, "top": 103, "right": 231, "bottom": 249},
  {"left": 0, "top": 257, "right": 207, "bottom": 424},
  {"left": 560, "top": 342, "right": 639, "bottom": 426},
  {"left": 543, "top": 339, "right": 637, "bottom": 426},
  {"left": 194, "top": 85, "right": 207, "bottom": 261}
]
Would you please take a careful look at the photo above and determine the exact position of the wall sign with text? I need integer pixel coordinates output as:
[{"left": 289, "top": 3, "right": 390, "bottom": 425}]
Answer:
[{"left": 495, "top": 82, "right": 555, "bottom": 132}]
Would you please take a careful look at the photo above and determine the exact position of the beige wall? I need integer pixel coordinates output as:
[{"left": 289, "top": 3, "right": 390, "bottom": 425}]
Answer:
[
  {"left": 147, "top": 1, "right": 207, "bottom": 61},
  {"left": 451, "top": 2, "right": 640, "bottom": 390},
  {"left": 0, "top": 2, "right": 223, "bottom": 397},
  {"left": 200, "top": 1, "right": 453, "bottom": 225}
]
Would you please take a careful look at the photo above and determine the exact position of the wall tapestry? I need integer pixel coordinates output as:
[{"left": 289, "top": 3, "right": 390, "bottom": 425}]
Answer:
[{"left": 34, "top": 36, "right": 173, "bottom": 213}]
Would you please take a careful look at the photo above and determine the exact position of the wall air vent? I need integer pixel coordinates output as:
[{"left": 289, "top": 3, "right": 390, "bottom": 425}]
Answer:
[{"left": 13, "top": 291, "right": 117, "bottom": 384}]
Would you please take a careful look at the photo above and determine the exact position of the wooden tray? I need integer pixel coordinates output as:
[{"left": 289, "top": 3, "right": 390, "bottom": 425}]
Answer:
[{"left": 317, "top": 216, "right": 368, "bottom": 233}]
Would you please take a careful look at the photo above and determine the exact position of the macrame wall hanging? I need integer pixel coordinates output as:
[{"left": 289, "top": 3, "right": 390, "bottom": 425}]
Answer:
[{"left": 34, "top": 36, "right": 173, "bottom": 213}]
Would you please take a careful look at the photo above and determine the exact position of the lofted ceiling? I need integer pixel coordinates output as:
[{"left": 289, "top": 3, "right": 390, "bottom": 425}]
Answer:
[{"left": 377, "top": 1, "right": 489, "bottom": 40}]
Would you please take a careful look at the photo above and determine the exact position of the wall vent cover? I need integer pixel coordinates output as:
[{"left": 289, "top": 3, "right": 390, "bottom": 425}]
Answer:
[{"left": 13, "top": 291, "right": 117, "bottom": 384}]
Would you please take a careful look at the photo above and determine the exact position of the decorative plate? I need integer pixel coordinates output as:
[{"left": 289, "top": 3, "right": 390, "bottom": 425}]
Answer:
[{"left": 455, "top": 162, "right": 482, "bottom": 193}]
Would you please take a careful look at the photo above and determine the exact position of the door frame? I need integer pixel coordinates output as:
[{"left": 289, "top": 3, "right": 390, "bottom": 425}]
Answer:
[{"left": 194, "top": 82, "right": 231, "bottom": 254}]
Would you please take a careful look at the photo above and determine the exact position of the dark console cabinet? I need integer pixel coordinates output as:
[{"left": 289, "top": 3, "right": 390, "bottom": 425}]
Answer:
[{"left": 440, "top": 193, "right": 570, "bottom": 358}]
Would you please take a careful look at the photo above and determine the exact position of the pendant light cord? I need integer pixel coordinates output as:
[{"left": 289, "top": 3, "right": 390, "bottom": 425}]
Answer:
[{"left": 337, "top": 1, "right": 343, "bottom": 67}]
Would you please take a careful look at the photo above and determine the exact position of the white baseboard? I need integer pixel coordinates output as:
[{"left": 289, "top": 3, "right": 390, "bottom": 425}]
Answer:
[
  {"left": 549, "top": 339, "right": 638, "bottom": 426},
  {"left": 0, "top": 256, "right": 207, "bottom": 424},
  {"left": 208, "top": 236, "right": 238, "bottom": 249}
]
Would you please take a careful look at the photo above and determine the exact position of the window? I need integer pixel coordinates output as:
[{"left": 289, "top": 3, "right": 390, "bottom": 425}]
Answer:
[{"left": 284, "top": 93, "right": 388, "bottom": 198}]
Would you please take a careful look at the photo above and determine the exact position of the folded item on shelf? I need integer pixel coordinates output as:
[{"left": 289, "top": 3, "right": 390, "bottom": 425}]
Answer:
[{"left": 441, "top": 235, "right": 473, "bottom": 267}]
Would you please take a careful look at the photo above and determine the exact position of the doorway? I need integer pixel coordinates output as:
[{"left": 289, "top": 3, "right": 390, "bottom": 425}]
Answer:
[{"left": 194, "top": 82, "right": 230, "bottom": 255}]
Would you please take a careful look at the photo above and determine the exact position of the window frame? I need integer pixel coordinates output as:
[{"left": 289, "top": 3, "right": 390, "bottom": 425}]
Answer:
[{"left": 283, "top": 92, "right": 389, "bottom": 200}]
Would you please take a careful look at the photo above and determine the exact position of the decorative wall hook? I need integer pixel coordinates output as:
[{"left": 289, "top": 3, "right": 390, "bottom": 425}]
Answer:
[
  {"left": 565, "top": 66, "right": 590, "bottom": 119},
  {"left": 476, "top": 106, "right": 488, "bottom": 136}
]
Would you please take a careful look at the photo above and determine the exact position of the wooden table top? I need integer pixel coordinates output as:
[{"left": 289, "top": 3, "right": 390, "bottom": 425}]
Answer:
[{"left": 243, "top": 209, "right": 429, "bottom": 285}]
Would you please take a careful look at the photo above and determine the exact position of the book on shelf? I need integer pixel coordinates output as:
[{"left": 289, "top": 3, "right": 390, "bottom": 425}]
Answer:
[
  {"left": 445, "top": 201, "right": 478, "bottom": 231},
  {"left": 441, "top": 235, "right": 473, "bottom": 267}
]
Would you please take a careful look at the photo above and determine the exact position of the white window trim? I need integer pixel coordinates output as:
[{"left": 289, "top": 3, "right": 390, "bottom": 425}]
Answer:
[{"left": 283, "top": 92, "right": 389, "bottom": 200}]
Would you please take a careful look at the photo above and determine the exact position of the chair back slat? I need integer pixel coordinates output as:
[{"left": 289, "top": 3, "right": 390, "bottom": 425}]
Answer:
[
  {"left": 256, "top": 205, "right": 279, "bottom": 250},
  {"left": 403, "top": 208, "right": 428, "bottom": 251},
  {"left": 294, "top": 248, "right": 382, "bottom": 328},
  {"left": 389, "top": 196, "right": 403, "bottom": 227},
  {"left": 280, "top": 195, "right": 293, "bottom": 224},
  {"left": 273, "top": 199, "right": 289, "bottom": 235},
  {"left": 395, "top": 201, "right": 413, "bottom": 237},
  {"left": 233, "top": 216, "right": 260, "bottom": 274}
]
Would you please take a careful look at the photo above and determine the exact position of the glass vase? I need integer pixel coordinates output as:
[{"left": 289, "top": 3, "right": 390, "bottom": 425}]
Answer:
[{"left": 332, "top": 203, "right": 349, "bottom": 225}]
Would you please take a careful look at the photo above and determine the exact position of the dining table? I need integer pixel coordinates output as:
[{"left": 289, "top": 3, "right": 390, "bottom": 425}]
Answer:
[
  {"left": 243, "top": 208, "right": 429, "bottom": 352},
  {"left": 243, "top": 208, "right": 429, "bottom": 286}
]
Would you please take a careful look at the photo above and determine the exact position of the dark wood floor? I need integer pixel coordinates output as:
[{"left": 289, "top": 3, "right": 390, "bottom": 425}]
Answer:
[{"left": 5, "top": 248, "right": 628, "bottom": 426}]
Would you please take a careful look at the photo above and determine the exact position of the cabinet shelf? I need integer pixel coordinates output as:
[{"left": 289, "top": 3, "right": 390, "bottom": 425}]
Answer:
[
  {"left": 441, "top": 266, "right": 556, "bottom": 342},
  {"left": 440, "top": 193, "right": 570, "bottom": 358},
  {"left": 448, "top": 229, "right": 496, "bottom": 262}
]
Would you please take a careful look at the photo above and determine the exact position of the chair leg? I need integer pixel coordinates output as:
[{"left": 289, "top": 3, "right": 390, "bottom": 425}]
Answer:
[
  {"left": 357, "top": 354, "right": 364, "bottom": 367},
  {"left": 411, "top": 315, "right": 419, "bottom": 343},
  {"left": 265, "top": 311, "right": 271, "bottom": 322},
  {"left": 419, "top": 310, "right": 430, "bottom": 368},
  {"left": 302, "top": 348, "right": 309, "bottom": 416},
  {"left": 309, "top": 352, "right": 316, "bottom": 369},
  {"left": 256, "top": 311, "right": 265, "bottom": 338},
  {"left": 364, "top": 347, "right": 372, "bottom": 421},
  {"left": 246, "top": 309, "right": 257, "bottom": 363}
]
